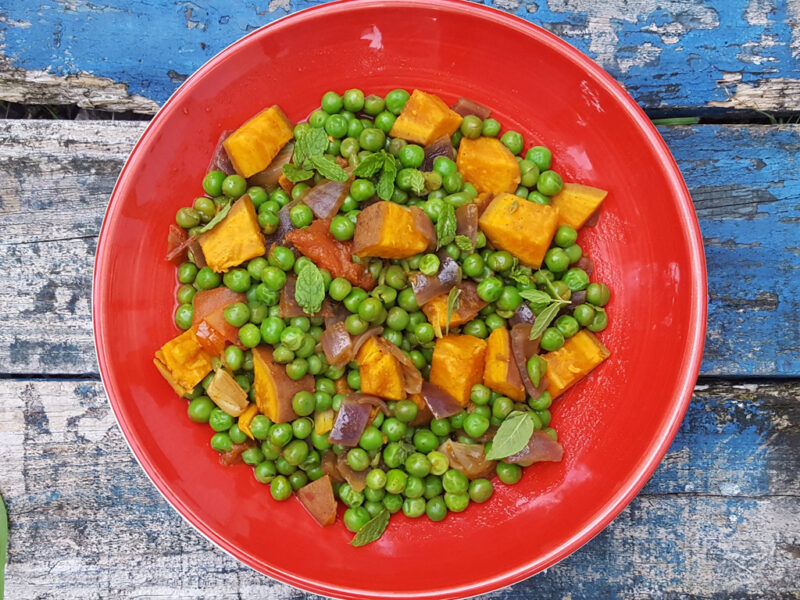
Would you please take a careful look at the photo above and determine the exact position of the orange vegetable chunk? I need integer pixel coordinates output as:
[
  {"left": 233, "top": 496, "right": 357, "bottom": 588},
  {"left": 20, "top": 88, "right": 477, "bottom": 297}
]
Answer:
[
  {"left": 223, "top": 105, "right": 294, "bottom": 178},
  {"left": 297, "top": 475, "right": 337, "bottom": 527},
  {"left": 353, "top": 202, "right": 435, "bottom": 259},
  {"left": 542, "top": 330, "right": 610, "bottom": 399},
  {"left": 421, "top": 281, "right": 488, "bottom": 338},
  {"left": 252, "top": 347, "right": 315, "bottom": 423},
  {"left": 456, "top": 137, "right": 520, "bottom": 195},
  {"left": 550, "top": 183, "right": 608, "bottom": 229},
  {"left": 389, "top": 89, "right": 463, "bottom": 146},
  {"left": 153, "top": 329, "right": 213, "bottom": 396},
  {"left": 198, "top": 195, "right": 266, "bottom": 273},
  {"left": 483, "top": 327, "right": 526, "bottom": 401},
  {"left": 429, "top": 335, "right": 488, "bottom": 407},
  {"left": 478, "top": 192, "right": 559, "bottom": 268},
  {"left": 237, "top": 404, "right": 260, "bottom": 440},
  {"left": 356, "top": 337, "right": 406, "bottom": 401}
]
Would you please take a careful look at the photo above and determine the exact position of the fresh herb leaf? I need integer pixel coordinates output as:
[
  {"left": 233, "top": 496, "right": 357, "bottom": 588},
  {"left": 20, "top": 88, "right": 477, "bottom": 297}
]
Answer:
[
  {"left": 435, "top": 203, "right": 457, "bottom": 249},
  {"left": 445, "top": 286, "right": 462, "bottom": 335},
  {"left": 538, "top": 273, "right": 562, "bottom": 300},
  {"left": 306, "top": 155, "right": 349, "bottom": 182},
  {"left": 350, "top": 509, "right": 391, "bottom": 547},
  {"left": 508, "top": 199, "right": 519, "bottom": 214},
  {"left": 282, "top": 163, "right": 314, "bottom": 183},
  {"left": 353, "top": 151, "right": 386, "bottom": 178},
  {"left": 519, "top": 289, "right": 553, "bottom": 311},
  {"left": 294, "top": 262, "right": 325, "bottom": 315},
  {"left": 408, "top": 169, "right": 426, "bottom": 195},
  {"left": 196, "top": 200, "right": 232, "bottom": 233},
  {"left": 294, "top": 127, "right": 328, "bottom": 166},
  {"left": 377, "top": 154, "right": 397, "bottom": 201},
  {"left": 485, "top": 411, "right": 534, "bottom": 460},
  {"left": 455, "top": 235, "right": 474, "bottom": 253},
  {"left": 0, "top": 491, "right": 6, "bottom": 599},
  {"left": 529, "top": 302, "right": 563, "bottom": 340}
]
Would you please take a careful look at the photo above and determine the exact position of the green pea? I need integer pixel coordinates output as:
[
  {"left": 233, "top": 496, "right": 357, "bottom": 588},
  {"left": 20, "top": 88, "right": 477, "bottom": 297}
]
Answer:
[
  {"left": 394, "top": 289, "right": 417, "bottom": 314},
  {"left": 410, "top": 429, "right": 436, "bottom": 454},
  {"left": 363, "top": 94, "right": 384, "bottom": 116},
  {"left": 527, "top": 190, "right": 550, "bottom": 205},
  {"left": 270, "top": 475, "right": 292, "bottom": 501},
  {"left": 526, "top": 355, "right": 547, "bottom": 387},
  {"left": 441, "top": 171, "right": 463, "bottom": 195},
  {"left": 177, "top": 262, "right": 198, "bottom": 284},
  {"left": 555, "top": 314, "right": 580, "bottom": 339},
  {"left": 261, "top": 441, "right": 282, "bottom": 461},
  {"left": 258, "top": 316, "right": 284, "bottom": 345},
  {"left": 390, "top": 399, "right": 417, "bottom": 424},
  {"left": 477, "top": 276, "right": 504, "bottom": 302},
  {"left": 272, "top": 345, "right": 294, "bottom": 364},
  {"left": 385, "top": 89, "right": 410, "bottom": 114},
  {"left": 423, "top": 495, "right": 446, "bottom": 521},
  {"left": 357, "top": 297, "right": 382, "bottom": 323},
  {"left": 496, "top": 461, "right": 522, "bottom": 484},
  {"left": 586, "top": 282, "right": 611, "bottom": 306},
  {"left": 325, "top": 277, "right": 350, "bottom": 302},
  {"left": 374, "top": 110, "right": 396, "bottom": 133},
  {"left": 461, "top": 253, "right": 484, "bottom": 279},
  {"left": 543, "top": 426, "right": 558, "bottom": 441},
  {"left": 254, "top": 460, "right": 277, "bottom": 484},
  {"left": 382, "top": 418, "right": 407, "bottom": 444},
  {"left": 462, "top": 413, "right": 489, "bottom": 439},
  {"left": 258, "top": 211, "right": 280, "bottom": 234},
  {"left": 551, "top": 280, "right": 572, "bottom": 302},
  {"left": 402, "top": 496, "right": 425, "bottom": 518},
  {"left": 350, "top": 177, "right": 376, "bottom": 202},
  {"left": 343, "top": 287, "right": 367, "bottom": 313},
  {"left": 174, "top": 304, "right": 193, "bottom": 330},
  {"left": 587, "top": 308, "right": 609, "bottom": 332},
  {"left": 456, "top": 114, "right": 480, "bottom": 139},
  {"left": 210, "top": 432, "right": 233, "bottom": 452},
  {"left": 289, "top": 470, "right": 309, "bottom": 490},
  {"left": 324, "top": 113, "right": 348, "bottom": 139},
  {"left": 289, "top": 203, "right": 313, "bottom": 228},
  {"left": 330, "top": 215, "right": 355, "bottom": 241},
  {"left": 341, "top": 88, "right": 364, "bottom": 112},
  {"left": 553, "top": 225, "right": 578, "bottom": 248},
  {"left": 319, "top": 90, "right": 343, "bottom": 114},
  {"left": 237, "top": 323, "right": 260, "bottom": 348},
  {"left": 269, "top": 423, "right": 293, "bottom": 448},
  {"left": 449, "top": 410, "right": 466, "bottom": 430},
  {"left": 428, "top": 451, "right": 450, "bottom": 476},
  {"left": 285, "top": 358, "right": 309, "bottom": 380},
  {"left": 462, "top": 319, "right": 488, "bottom": 338},
  {"left": 267, "top": 246, "right": 293, "bottom": 272},
  {"left": 291, "top": 391, "right": 315, "bottom": 417},
  {"left": 501, "top": 130, "right": 524, "bottom": 155},
  {"left": 526, "top": 146, "right": 552, "bottom": 171},
  {"left": 563, "top": 268, "right": 590, "bottom": 292},
  {"left": 537, "top": 170, "right": 564, "bottom": 196},
  {"left": 187, "top": 396, "right": 214, "bottom": 423},
  {"left": 441, "top": 468, "right": 468, "bottom": 494},
  {"left": 221, "top": 174, "right": 247, "bottom": 198},
  {"left": 492, "top": 396, "right": 514, "bottom": 420},
  {"left": 413, "top": 322, "right": 434, "bottom": 344},
  {"left": 359, "top": 128, "right": 386, "bottom": 152},
  {"left": 544, "top": 247, "right": 570, "bottom": 273},
  {"left": 195, "top": 266, "right": 221, "bottom": 290},
  {"left": 528, "top": 391, "right": 552, "bottom": 412},
  {"left": 276, "top": 455, "right": 296, "bottom": 475},
  {"left": 519, "top": 158, "right": 540, "bottom": 188},
  {"left": 479, "top": 117, "right": 500, "bottom": 137},
  {"left": 573, "top": 303, "right": 596, "bottom": 327},
  {"left": 540, "top": 327, "right": 565, "bottom": 351},
  {"left": 384, "top": 468, "right": 407, "bottom": 494},
  {"left": 203, "top": 170, "right": 225, "bottom": 196},
  {"left": 221, "top": 268, "right": 249, "bottom": 293},
  {"left": 417, "top": 253, "right": 440, "bottom": 276},
  {"left": 496, "top": 286, "right": 522, "bottom": 312},
  {"left": 249, "top": 415, "right": 272, "bottom": 441},
  {"left": 469, "top": 478, "right": 494, "bottom": 503}
]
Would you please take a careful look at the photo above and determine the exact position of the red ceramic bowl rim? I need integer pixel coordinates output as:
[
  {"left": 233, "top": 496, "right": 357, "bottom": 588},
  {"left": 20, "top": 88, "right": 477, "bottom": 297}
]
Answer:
[{"left": 93, "top": 0, "right": 708, "bottom": 597}]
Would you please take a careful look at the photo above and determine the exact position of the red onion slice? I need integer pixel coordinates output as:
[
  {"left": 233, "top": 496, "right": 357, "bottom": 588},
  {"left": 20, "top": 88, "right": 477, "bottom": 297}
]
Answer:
[
  {"left": 353, "top": 393, "right": 391, "bottom": 416},
  {"left": 511, "top": 323, "right": 547, "bottom": 398},
  {"left": 166, "top": 224, "right": 192, "bottom": 265},
  {"left": 376, "top": 338, "right": 423, "bottom": 395},
  {"left": 509, "top": 303, "right": 536, "bottom": 326},
  {"left": 303, "top": 174, "right": 353, "bottom": 220},
  {"left": 420, "top": 382, "right": 462, "bottom": 419},
  {"left": 327, "top": 396, "right": 372, "bottom": 447},
  {"left": 504, "top": 430, "right": 564, "bottom": 464},
  {"left": 450, "top": 97, "right": 492, "bottom": 120},
  {"left": 575, "top": 256, "right": 595, "bottom": 276},
  {"left": 410, "top": 256, "right": 462, "bottom": 306},
  {"left": 336, "top": 451, "right": 368, "bottom": 492},
  {"left": 421, "top": 136, "right": 455, "bottom": 172},
  {"left": 320, "top": 321, "right": 355, "bottom": 369},
  {"left": 247, "top": 142, "right": 294, "bottom": 188},
  {"left": 207, "top": 129, "right": 234, "bottom": 175},
  {"left": 455, "top": 204, "right": 479, "bottom": 244},
  {"left": 438, "top": 440, "right": 495, "bottom": 479}
]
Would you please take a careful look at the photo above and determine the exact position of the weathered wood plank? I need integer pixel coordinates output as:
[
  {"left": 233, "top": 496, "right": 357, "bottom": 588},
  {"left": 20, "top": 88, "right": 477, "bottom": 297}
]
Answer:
[
  {"left": 1, "top": 120, "right": 798, "bottom": 376},
  {"left": 0, "top": 0, "right": 798, "bottom": 113},
  {"left": 0, "top": 379, "right": 796, "bottom": 598}
]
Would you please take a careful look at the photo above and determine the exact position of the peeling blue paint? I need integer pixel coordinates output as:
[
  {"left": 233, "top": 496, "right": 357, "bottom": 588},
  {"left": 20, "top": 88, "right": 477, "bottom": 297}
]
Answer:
[{"left": 1, "top": 1, "right": 798, "bottom": 109}]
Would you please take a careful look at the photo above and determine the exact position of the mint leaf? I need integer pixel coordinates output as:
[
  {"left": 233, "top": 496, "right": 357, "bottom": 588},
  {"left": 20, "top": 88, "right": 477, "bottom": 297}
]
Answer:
[
  {"left": 455, "top": 235, "right": 474, "bottom": 253},
  {"left": 519, "top": 289, "right": 553, "bottom": 312},
  {"left": 282, "top": 163, "right": 314, "bottom": 183},
  {"left": 353, "top": 151, "right": 386, "bottom": 178},
  {"left": 306, "top": 155, "right": 349, "bottom": 182},
  {"left": 408, "top": 169, "right": 426, "bottom": 195},
  {"left": 377, "top": 154, "right": 397, "bottom": 201},
  {"left": 350, "top": 509, "right": 390, "bottom": 547},
  {"left": 529, "top": 301, "right": 563, "bottom": 340},
  {"left": 435, "top": 203, "right": 457, "bottom": 249},
  {"left": 294, "top": 262, "right": 325, "bottom": 315},
  {"left": 485, "top": 411, "right": 534, "bottom": 460},
  {"left": 294, "top": 127, "right": 328, "bottom": 166},
  {"left": 445, "top": 286, "right": 461, "bottom": 335},
  {"left": 196, "top": 200, "right": 232, "bottom": 234}
]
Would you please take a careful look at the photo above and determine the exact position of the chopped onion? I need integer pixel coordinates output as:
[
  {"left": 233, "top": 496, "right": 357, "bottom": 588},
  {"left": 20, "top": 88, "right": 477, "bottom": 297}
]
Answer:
[
  {"left": 206, "top": 369, "right": 249, "bottom": 416},
  {"left": 455, "top": 204, "right": 479, "bottom": 244},
  {"left": 576, "top": 256, "right": 595, "bottom": 276},
  {"left": 247, "top": 142, "right": 294, "bottom": 188},
  {"left": 321, "top": 450, "right": 344, "bottom": 483},
  {"left": 450, "top": 97, "right": 491, "bottom": 120},
  {"left": 337, "top": 451, "right": 368, "bottom": 492},
  {"left": 421, "top": 135, "right": 455, "bottom": 171},
  {"left": 420, "top": 382, "right": 462, "bottom": 419},
  {"left": 510, "top": 323, "right": 547, "bottom": 398},
  {"left": 504, "top": 430, "right": 564, "bottom": 464},
  {"left": 166, "top": 224, "right": 191, "bottom": 265},
  {"left": 353, "top": 393, "right": 392, "bottom": 416},
  {"left": 438, "top": 440, "right": 495, "bottom": 479},
  {"left": 375, "top": 338, "right": 423, "bottom": 395},
  {"left": 188, "top": 237, "right": 207, "bottom": 269},
  {"left": 584, "top": 208, "right": 602, "bottom": 228},
  {"left": 320, "top": 322, "right": 354, "bottom": 369},
  {"left": 207, "top": 130, "right": 234, "bottom": 175},
  {"left": 302, "top": 174, "right": 353, "bottom": 220},
  {"left": 410, "top": 256, "right": 462, "bottom": 306},
  {"left": 327, "top": 396, "right": 372, "bottom": 447},
  {"left": 510, "top": 303, "right": 536, "bottom": 326},
  {"left": 219, "top": 440, "right": 256, "bottom": 466},
  {"left": 567, "top": 290, "right": 587, "bottom": 312}
]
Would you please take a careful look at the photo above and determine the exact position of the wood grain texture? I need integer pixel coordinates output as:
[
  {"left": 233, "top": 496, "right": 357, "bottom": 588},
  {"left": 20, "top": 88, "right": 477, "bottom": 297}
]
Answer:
[
  {"left": 1, "top": 120, "right": 798, "bottom": 376},
  {"left": 0, "top": 0, "right": 799, "bottom": 112},
  {"left": 0, "top": 379, "right": 796, "bottom": 599}
]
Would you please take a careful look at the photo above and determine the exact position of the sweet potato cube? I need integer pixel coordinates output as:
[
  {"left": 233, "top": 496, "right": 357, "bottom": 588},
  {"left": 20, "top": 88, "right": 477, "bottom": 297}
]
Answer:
[
  {"left": 252, "top": 347, "right": 315, "bottom": 423},
  {"left": 356, "top": 337, "right": 406, "bottom": 401},
  {"left": 550, "top": 183, "right": 608, "bottom": 229},
  {"left": 421, "top": 282, "right": 488, "bottom": 338},
  {"left": 198, "top": 195, "right": 266, "bottom": 273},
  {"left": 297, "top": 475, "right": 337, "bottom": 527},
  {"left": 430, "top": 335, "right": 488, "bottom": 407},
  {"left": 237, "top": 403, "right": 260, "bottom": 440},
  {"left": 479, "top": 193, "right": 559, "bottom": 268},
  {"left": 223, "top": 105, "right": 294, "bottom": 178},
  {"left": 389, "top": 90, "right": 463, "bottom": 146},
  {"left": 154, "top": 329, "right": 213, "bottom": 396},
  {"left": 353, "top": 202, "right": 434, "bottom": 259},
  {"left": 456, "top": 137, "right": 520, "bottom": 195},
  {"left": 542, "top": 330, "right": 610, "bottom": 399},
  {"left": 483, "top": 327, "right": 526, "bottom": 402}
]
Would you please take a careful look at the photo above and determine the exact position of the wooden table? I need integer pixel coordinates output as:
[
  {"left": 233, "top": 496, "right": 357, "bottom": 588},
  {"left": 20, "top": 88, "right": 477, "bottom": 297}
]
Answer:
[{"left": 0, "top": 1, "right": 798, "bottom": 598}]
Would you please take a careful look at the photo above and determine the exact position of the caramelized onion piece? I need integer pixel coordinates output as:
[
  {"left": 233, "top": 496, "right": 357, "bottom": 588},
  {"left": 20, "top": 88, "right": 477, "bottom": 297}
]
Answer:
[
  {"left": 567, "top": 290, "right": 587, "bottom": 312},
  {"left": 375, "top": 338, "right": 423, "bottom": 395},
  {"left": 511, "top": 323, "right": 547, "bottom": 398},
  {"left": 336, "top": 451, "right": 368, "bottom": 492},
  {"left": 188, "top": 237, "right": 207, "bottom": 269},
  {"left": 192, "top": 288, "right": 247, "bottom": 327},
  {"left": 421, "top": 135, "right": 455, "bottom": 171},
  {"left": 219, "top": 440, "right": 255, "bottom": 466},
  {"left": 576, "top": 256, "right": 595, "bottom": 276},
  {"left": 327, "top": 396, "right": 372, "bottom": 447},
  {"left": 420, "top": 382, "right": 462, "bottom": 419},
  {"left": 166, "top": 224, "right": 191, "bottom": 265},
  {"left": 321, "top": 450, "right": 344, "bottom": 482},
  {"left": 504, "top": 430, "right": 564, "bottom": 464},
  {"left": 584, "top": 207, "right": 602, "bottom": 228},
  {"left": 353, "top": 393, "right": 392, "bottom": 416},
  {"left": 510, "top": 303, "right": 536, "bottom": 326},
  {"left": 455, "top": 204, "right": 479, "bottom": 244},
  {"left": 302, "top": 174, "right": 353, "bottom": 220},
  {"left": 207, "top": 130, "right": 234, "bottom": 175},
  {"left": 320, "top": 321, "right": 354, "bottom": 369},
  {"left": 247, "top": 142, "right": 294, "bottom": 188},
  {"left": 410, "top": 256, "right": 462, "bottom": 306},
  {"left": 263, "top": 198, "right": 301, "bottom": 247},
  {"left": 438, "top": 440, "right": 496, "bottom": 479},
  {"left": 450, "top": 97, "right": 492, "bottom": 120}
]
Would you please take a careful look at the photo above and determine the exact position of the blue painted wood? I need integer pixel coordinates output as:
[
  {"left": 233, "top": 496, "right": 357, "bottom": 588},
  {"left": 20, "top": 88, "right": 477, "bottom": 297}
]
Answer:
[{"left": 1, "top": 0, "right": 798, "bottom": 111}]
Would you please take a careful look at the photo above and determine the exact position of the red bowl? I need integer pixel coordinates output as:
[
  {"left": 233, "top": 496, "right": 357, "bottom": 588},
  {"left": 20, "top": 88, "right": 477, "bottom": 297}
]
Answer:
[{"left": 94, "top": 1, "right": 707, "bottom": 598}]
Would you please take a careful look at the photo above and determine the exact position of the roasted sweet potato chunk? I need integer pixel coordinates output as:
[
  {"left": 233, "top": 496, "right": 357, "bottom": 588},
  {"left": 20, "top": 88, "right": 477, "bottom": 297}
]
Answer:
[
  {"left": 421, "top": 281, "right": 488, "bottom": 338},
  {"left": 456, "top": 137, "right": 520, "bottom": 195},
  {"left": 389, "top": 90, "right": 463, "bottom": 146},
  {"left": 237, "top": 404, "right": 260, "bottom": 440},
  {"left": 198, "top": 195, "right": 266, "bottom": 273},
  {"left": 542, "top": 330, "right": 610, "bottom": 398},
  {"left": 483, "top": 327, "right": 526, "bottom": 401},
  {"left": 353, "top": 202, "right": 435, "bottom": 259},
  {"left": 429, "top": 335, "right": 488, "bottom": 406},
  {"left": 356, "top": 337, "right": 406, "bottom": 401},
  {"left": 223, "top": 105, "right": 294, "bottom": 178},
  {"left": 252, "top": 347, "right": 315, "bottom": 423},
  {"left": 154, "top": 329, "right": 213, "bottom": 396},
  {"left": 478, "top": 193, "right": 558, "bottom": 268},
  {"left": 550, "top": 183, "right": 608, "bottom": 229}
]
